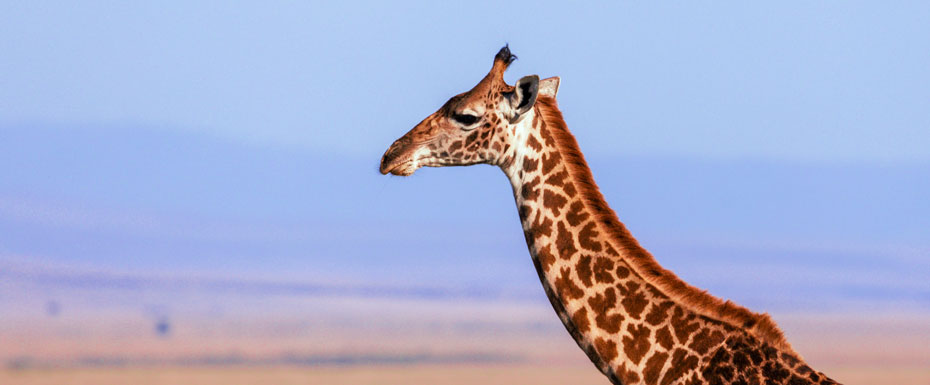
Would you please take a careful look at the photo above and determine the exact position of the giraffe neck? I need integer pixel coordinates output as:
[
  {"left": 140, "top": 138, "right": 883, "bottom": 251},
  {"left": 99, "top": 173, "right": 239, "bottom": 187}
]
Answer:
[
  {"left": 501, "top": 98, "right": 662, "bottom": 381},
  {"left": 496, "top": 96, "right": 829, "bottom": 385}
]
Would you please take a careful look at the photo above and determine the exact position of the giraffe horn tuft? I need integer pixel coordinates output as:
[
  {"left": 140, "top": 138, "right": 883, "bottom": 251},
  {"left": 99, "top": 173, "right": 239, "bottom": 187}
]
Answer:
[{"left": 495, "top": 44, "right": 517, "bottom": 67}]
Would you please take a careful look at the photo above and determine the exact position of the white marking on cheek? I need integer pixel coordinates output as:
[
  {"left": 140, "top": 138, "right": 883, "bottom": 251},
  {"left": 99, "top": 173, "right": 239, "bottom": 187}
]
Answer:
[{"left": 411, "top": 146, "right": 431, "bottom": 168}]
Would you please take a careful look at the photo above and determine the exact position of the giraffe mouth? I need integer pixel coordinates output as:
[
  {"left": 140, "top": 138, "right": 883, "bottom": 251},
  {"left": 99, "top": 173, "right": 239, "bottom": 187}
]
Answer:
[
  {"left": 382, "top": 159, "right": 418, "bottom": 176},
  {"left": 380, "top": 150, "right": 420, "bottom": 176},
  {"left": 381, "top": 141, "right": 430, "bottom": 176},
  {"left": 381, "top": 133, "right": 445, "bottom": 176}
]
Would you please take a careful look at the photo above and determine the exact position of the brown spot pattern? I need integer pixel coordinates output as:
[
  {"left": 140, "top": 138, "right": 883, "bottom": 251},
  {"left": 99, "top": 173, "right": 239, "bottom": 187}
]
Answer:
[
  {"left": 577, "top": 221, "right": 602, "bottom": 252},
  {"left": 571, "top": 307, "right": 590, "bottom": 333},
  {"left": 536, "top": 244, "right": 556, "bottom": 272},
  {"left": 543, "top": 190, "right": 568, "bottom": 216},
  {"left": 781, "top": 352, "right": 801, "bottom": 367},
  {"left": 555, "top": 221, "right": 577, "bottom": 260},
  {"left": 587, "top": 287, "right": 623, "bottom": 333},
  {"left": 522, "top": 157, "right": 539, "bottom": 172},
  {"left": 520, "top": 176, "right": 540, "bottom": 200},
  {"left": 565, "top": 201, "right": 589, "bottom": 226},
  {"left": 539, "top": 119, "right": 555, "bottom": 146},
  {"left": 643, "top": 351, "right": 669, "bottom": 385},
  {"left": 529, "top": 216, "right": 553, "bottom": 240},
  {"left": 554, "top": 267, "right": 584, "bottom": 300},
  {"left": 671, "top": 307, "right": 701, "bottom": 344},
  {"left": 688, "top": 328, "right": 726, "bottom": 356},
  {"left": 619, "top": 281, "right": 639, "bottom": 296},
  {"left": 594, "top": 337, "right": 618, "bottom": 362},
  {"left": 615, "top": 264, "right": 630, "bottom": 279},
  {"left": 576, "top": 255, "right": 593, "bottom": 287},
  {"left": 621, "top": 289, "right": 649, "bottom": 320},
  {"left": 622, "top": 323, "right": 652, "bottom": 365},
  {"left": 644, "top": 301, "right": 674, "bottom": 326},
  {"left": 545, "top": 170, "right": 568, "bottom": 187},
  {"left": 655, "top": 325, "right": 674, "bottom": 351},
  {"left": 563, "top": 181, "right": 577, "bottom": 197},
  {"left": 526, "top": 134, "right": 543, "bottom": 151},
  {"left": 616, "top": 364, "right": 640, "bottom": 385},
  {"left": 541, "top": 151, "right": 561, "bottom": 174},
  {"left": 592, "top": 257, "right": 615, "bottom": 284},
  {"left": 464, "top": 131, "right": 479, "bottom": 147},
  {"left": 660, "top": 349, "right": 699, "bottom": 385},
  {"left": 604, "top": 242, "right": 619, "bottom": 256}
]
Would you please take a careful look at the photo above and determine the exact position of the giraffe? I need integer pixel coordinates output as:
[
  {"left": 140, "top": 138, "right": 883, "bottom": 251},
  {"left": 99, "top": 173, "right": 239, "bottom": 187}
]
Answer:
[{"left": 379, "top": 46, "right": 840, "bottom": 385}]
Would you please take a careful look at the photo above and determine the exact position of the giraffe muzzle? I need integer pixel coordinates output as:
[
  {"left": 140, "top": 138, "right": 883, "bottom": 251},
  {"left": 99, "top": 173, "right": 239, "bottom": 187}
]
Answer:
[{"left": 379, "top": 136, "right": 418, "bottom": 176}]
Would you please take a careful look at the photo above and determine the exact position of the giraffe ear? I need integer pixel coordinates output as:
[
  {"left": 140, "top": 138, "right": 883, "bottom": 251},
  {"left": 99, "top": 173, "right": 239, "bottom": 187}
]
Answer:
[
  {"left": 509, "top": 75, "right": 539, "bottom": 123},
  {"left": 538, "top": 77, "right": 560, "bottom": 98}
]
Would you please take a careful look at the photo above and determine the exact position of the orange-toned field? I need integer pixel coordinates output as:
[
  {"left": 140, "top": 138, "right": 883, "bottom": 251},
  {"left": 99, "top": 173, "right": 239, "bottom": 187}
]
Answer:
[
  {"left": 1, "top": 364, "right": 928, "bottom": 385},
  {"left": 3, "top": 284, "right": 928, "bottom": 385}
]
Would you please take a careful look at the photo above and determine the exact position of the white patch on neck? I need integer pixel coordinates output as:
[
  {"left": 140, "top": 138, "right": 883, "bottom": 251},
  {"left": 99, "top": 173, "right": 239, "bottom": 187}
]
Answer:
[{"left": 503, "top": 109, "right": 537, "bottom": 189}]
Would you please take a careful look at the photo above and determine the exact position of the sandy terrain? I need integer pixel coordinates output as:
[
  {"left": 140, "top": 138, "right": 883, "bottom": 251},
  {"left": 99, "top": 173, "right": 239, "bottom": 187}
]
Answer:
[
  {"left": 1, "top": 364, "right": 927, "bottom": 385},
  {"left": 3, "top": 277, "right": 928, "bottom": 385},
  {"left": 0, "top": 365, "right": 605, "bottom": 385}
]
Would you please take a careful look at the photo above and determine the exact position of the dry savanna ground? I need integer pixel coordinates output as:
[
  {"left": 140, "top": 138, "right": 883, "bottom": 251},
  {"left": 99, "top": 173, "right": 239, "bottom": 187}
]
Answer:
[
  {"left": 1, "top": 364, "right": 928, "bottom": 385},
  {"left": 3, "top": 291, "right": 928, "bottom": 384}
]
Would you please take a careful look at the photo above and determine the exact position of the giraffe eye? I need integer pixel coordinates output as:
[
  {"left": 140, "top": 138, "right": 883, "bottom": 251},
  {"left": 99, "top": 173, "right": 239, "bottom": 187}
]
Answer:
[{"left": 452, "top": 113, "right": 479, "bottom": 126}]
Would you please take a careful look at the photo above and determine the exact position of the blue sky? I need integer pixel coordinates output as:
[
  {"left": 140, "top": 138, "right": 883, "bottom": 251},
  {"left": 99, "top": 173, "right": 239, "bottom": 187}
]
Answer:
[
  {"left": 3, "top": 2, "right": 928, "bottom": 161},
  {"left": 1, "top": 2, "right": 929, "bottom": 314}
]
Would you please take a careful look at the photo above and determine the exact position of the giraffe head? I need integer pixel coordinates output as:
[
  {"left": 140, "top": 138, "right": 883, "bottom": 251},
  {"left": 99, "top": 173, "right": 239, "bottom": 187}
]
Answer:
[{"left": 380, "top": 46, "right": 558, "bottom": 176}]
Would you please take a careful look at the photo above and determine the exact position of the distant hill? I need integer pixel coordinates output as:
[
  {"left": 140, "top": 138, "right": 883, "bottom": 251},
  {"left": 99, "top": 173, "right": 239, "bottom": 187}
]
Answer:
[{"left": 1, "top": 123, "right": 928, "bottom": 311}]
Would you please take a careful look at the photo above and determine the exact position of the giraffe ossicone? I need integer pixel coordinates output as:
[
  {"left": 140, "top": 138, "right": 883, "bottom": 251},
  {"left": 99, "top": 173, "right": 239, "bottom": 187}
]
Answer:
[{"left": 379, "top": 46, "right": 839, "bottom": 385}]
